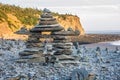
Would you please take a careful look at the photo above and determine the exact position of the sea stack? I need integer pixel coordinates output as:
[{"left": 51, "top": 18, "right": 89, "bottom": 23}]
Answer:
[{"left": 15, "top": 8, "right": 80, "bottom": 64}]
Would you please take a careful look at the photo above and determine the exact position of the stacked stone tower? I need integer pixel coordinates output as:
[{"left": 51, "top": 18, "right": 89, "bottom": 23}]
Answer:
[{"left": 15, "top": 8, "right": 80, "bottom": 64}]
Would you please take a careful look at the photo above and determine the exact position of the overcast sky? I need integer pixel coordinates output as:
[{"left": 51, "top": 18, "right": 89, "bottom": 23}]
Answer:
[{"left": 0, "top": 0, "right": 120, "bottom": 32}]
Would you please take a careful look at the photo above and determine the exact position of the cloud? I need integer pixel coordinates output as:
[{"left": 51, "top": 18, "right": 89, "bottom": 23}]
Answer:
[
  {"left": 48, "top": 5, "right": 120, "bottom": 15},
  {"left": 0, "top": 0, "right": 120, "bottom": 31},
  {"left": 0, "top": 0, "right": 120, "bottom": 7}
]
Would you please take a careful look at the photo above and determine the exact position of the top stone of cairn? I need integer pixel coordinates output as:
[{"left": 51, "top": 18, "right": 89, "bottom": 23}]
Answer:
[{"left": 43, "top": 8, "right": 51, "bottom": 13}]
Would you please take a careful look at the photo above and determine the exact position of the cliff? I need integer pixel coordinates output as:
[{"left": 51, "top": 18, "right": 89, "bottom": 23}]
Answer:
[
  {"left": 0, "top": 4, "right": 85, "bottom": 39},
  {"left": 56, "top": 15, "right": 84, "bottom": 35}
]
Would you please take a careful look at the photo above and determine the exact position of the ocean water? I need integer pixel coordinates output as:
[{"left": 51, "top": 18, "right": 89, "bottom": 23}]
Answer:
[{"left": 109, "top": 40, "right": 120, "bottom": 46}]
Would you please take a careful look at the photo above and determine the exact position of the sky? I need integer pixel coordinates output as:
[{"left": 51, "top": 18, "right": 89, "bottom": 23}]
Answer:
[{"left": 0, "top": 0, "right": 120, "bottom": 32}]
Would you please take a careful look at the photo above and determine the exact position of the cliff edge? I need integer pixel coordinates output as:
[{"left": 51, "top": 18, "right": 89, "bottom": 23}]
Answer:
[{"left": 0, "top": 4, "right": 85, "bottom": 39}]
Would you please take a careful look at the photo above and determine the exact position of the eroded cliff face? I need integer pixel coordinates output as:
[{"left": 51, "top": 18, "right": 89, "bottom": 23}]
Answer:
[
  {"left": 0, "top": 14, "right": 85, "bottom": 39},
  {"left": 56, "top": 15, "right": 85, "bottom": 35}
]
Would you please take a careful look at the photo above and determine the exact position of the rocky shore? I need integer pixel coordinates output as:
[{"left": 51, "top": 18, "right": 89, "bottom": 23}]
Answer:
[
  {"left": 72, "top": 34, "right": 120, "bottom": 44},
  {"left": 0, "top": 39, "right": 120, "bottom": 80}
]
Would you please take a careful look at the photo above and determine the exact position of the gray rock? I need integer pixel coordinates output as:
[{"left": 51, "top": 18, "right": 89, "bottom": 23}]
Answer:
[
  {"left": 53, "top": 36, "right": 67, "bottom": 40},
  {"left": 14, "top": 27, "right": 29, "bottom": 35},
  {"left": 70, "top": 68, "right": 89, "bottom": 80},
  {"left": 55, "top": 54, "right": 75, "bottom": 61},
  {"left": 43, "top": 8, "right": 51, "bottom": 13},
  {"left": 16, "top": 59, "right": 28, "bottom": 63},
  {"left": 54, "top": 49, "right": 73, "bottom": 55},
  {"left": 54, "top": 45, "right": 71, "bottom": 49},
  {"left": 28, "top": 57, "right": 46, "bottom": 63},
  {"left": 0, "top": 53, "right": 3, "bottom": 56},
  {"left": 67, "top": 27, "right": 74, "bottom": 31},
  {"left": 54, "top": 63, "right": 64, "bottom": 68},
  {"left": 52, "top": 31, "right": 80, "bottom": 36},
  {"left": 19, "top": 51, "right": 33, "bottom": 56},
  {"left": 88, "top": 73, "right": 96, "bottom": 80}
]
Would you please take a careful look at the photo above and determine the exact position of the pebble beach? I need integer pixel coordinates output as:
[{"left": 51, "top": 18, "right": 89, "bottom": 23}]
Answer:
[{"left": 0, "top": 39, "right": 120, "bottom": 80}]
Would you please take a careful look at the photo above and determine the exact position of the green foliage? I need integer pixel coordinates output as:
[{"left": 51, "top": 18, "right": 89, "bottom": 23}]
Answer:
[
  {"left": 0, "top": 3, "right": 42, "bottom": 25},
  {"left": 0, "top": 3, "right": 75, "bottom": 31}
]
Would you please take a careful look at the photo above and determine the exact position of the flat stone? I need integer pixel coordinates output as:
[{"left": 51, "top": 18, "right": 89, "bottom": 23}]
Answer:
[
  {"left": 8, "top": 76, "right": 20, "bottom": 80},
  {"left": 30, "top": 26, "right": 64, "bottom": 32},
  {"left": 53, "top": 40, "right": 68, "bottom": 43},
  {"left": 54, "top": 49, "right": 73, "bottom": 55},
  {"left": 27, "top": 40, "right": 40, "bottom": 43},
  {"left": 19, "top": 51, "right": 34, "bottom": 56},
  {"left": 20, "top": 53, "right": 44, "bottom": 59},
  {"left": 53, "top": 45, "right": 71, "bottom": 49},
  {"left": 16, "top": 59, "right": 28, "bottom": 63},
  {"left": 19, "top": 50, "right": 43, "bottom": 56},
  {"left": 39, "top": 20, "right": 58, "bottom": 25},
  {"left": 53, "top": 36, "right": 67, "bottom": 40},
  {"left": 41, "top": 13, "right": 53, "bottom": 18},
  {"left": 8, "top": 75, "right": 28, "bottom": 80},
  {"left": 26, "top": 43, "right": 44, "bottom": 47},
  {"left": 24, "top": 48, "right": 44, "bottom": 52},
  {"left": 55, "top": 54, "right": 75, "bottom": 60},
  {"left": 52, "top": 31, "right": 80, "bottom": 36},
  {"left": 53, "top": 42, "right": 73, "bottom": 46},
  {"left": 28, "top": 57, "right": 46, "bottom": 63},
  {"left": 40, "top": 18, "right": 56, "bottom": 21},
  {"left": 59, "top": 60, "right": 80, "bottom": 64},
  {"left": 31, "top": 53, "right": 44, "bottom": 58},
  {"left": 54, "top": 63, "right": 64, "bottom": 68}
]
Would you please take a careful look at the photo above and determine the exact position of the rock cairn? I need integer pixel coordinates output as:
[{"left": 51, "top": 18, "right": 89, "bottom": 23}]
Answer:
[{"left": 15, "top": 8, "right": 80, "bottom": 64}]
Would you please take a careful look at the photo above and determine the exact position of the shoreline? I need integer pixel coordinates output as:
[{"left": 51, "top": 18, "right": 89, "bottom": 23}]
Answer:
[
  {"left": 0, "top": 34, "right": 120, "bottom": 46},
  {"left": 72, "top": 34, "right": 120, "bottom": 44},
  {"left": 81, "top": 41, "right": 120, "bottom": 50}
]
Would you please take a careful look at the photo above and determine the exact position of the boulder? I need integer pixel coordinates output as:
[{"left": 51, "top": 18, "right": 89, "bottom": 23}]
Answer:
[{"left": 70, "top": 68, "right": 89, "bottom": 80}]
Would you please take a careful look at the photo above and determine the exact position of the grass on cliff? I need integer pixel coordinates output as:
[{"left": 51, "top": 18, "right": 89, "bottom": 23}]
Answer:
[
  {"left": 0, "top": 3, "right": 73, "bottom": 31},
  {"left": 0, "top": 3, "right": 42, "bottom": 26}
]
